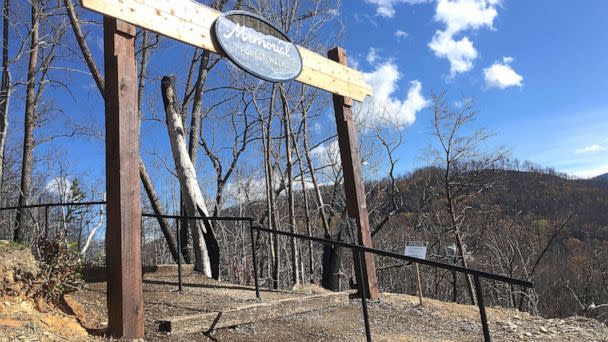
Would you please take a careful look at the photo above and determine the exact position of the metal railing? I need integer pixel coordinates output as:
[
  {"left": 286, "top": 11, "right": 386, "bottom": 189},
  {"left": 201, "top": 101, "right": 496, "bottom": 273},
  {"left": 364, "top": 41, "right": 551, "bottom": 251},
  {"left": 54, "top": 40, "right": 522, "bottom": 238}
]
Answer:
[
  {"left": 140, "top": 212, "right": 255, "bottom": 293},
  {"left": 0, "top": 202, "right": 534, "bottom": 341},
  {"left": 246, "top": 223, "right": 534, "bottom": 342},
  {"left": 0, "top": 201, "right": 107, "bottom": 239}
]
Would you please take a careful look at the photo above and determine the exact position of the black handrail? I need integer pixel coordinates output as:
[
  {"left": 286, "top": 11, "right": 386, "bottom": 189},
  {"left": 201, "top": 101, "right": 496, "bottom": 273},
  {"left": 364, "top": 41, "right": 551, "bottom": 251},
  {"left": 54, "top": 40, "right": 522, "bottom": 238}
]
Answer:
[
  {"left": 0, "top": 201, "right": 107, "bottom": 211},
  {"left": 247, "top": 223, "right": 533, "bottom": 342},
  {"left": 141, "top": 213, "right": 253, "bottom": 222},
  {"left": 249, "top": 223, "right": 534, "bottom": 288},
  {"left": 0, "top": 201, "right": 107, "bottom": 240},
  {"left": 0, "top": 202, "right": 534, "bottom": 342}
]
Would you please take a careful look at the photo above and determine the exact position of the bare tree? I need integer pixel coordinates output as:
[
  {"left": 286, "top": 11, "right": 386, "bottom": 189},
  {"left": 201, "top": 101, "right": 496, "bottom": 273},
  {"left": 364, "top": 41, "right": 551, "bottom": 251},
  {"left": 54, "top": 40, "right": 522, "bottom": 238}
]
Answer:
[
  {"left": 162, "top": 75, "right": 219, "bottom": 278},
  {"left": 429, "top": 92, "right": 507, "bottom": 305},
  {"left": 0, "top": 0, "right": 10, "bottom": 191},
  {"left": 14, "top": 0, "right": 64, "bottom": 241},
  {"left": 278, "top": 84, "right": 301, "bottom": 286}
]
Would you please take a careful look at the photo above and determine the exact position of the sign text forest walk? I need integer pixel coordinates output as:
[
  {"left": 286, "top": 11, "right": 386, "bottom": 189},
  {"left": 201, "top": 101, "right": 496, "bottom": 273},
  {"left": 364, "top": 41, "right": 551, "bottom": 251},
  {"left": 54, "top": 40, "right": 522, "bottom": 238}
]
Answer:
[{"left": 214, "top": 11, "right": 303, "bottom": 82}]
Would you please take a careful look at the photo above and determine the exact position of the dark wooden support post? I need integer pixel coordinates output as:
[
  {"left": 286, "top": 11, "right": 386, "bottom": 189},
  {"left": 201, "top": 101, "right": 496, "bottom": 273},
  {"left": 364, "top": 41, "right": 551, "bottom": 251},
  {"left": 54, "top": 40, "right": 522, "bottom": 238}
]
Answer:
[
  {"left": 104, "top": 17, "right": 144, "bottom": 339},
  {"left": 328, "top": 47, "right": 379, "bottom": 300}
]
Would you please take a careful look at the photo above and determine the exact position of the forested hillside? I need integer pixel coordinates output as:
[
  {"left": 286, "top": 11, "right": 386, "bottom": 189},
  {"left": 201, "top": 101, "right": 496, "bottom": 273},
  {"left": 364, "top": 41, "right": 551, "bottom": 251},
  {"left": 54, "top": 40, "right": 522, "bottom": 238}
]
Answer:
[{"left": 368, "top": 168, "right": 608, "bottom": 324}]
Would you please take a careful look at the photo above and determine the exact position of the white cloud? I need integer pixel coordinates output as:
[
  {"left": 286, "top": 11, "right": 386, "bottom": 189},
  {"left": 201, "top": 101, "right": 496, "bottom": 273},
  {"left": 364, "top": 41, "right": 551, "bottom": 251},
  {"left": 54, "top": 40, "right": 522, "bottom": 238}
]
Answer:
[
  {"left": 224, "top": 175, "right": 266, "bottom": 205},
  {"left": 429, "top": 31, "right": 477, "bottom": 75},
  {"left": 357, "top": 62, "right": 429, "bottom": 129},
  {"left": 46, "top": 177, "right": 72, "bottom": 198},
  {"left": 394, "top": 30, "right": 409, "bottom": 40},
  {"left": 312, "top": 140, "right": 341, "bottom": 167},
  {"left": 575, "top": 144, "right": 606, "bottom": 154},
  {"left": 366, "top": 48, "right": 379, "bottom": 64},
  {"left": 429, "top": 0, "right": 501, "bottom": 76},
  {"left": 365, "top": 0, "right": 432, "bottom": 18},
  {"left": 435, "top": 0, "right": 500, "bottom": 33},
  {"left": 483, "top": 56, "right": 523, "bottom": 89},
  {"left": 310, "top": 141, "right": 343, "bottom": 182},
  {"left": 567, "top": 164, "right": 608, "bottom": 179}
]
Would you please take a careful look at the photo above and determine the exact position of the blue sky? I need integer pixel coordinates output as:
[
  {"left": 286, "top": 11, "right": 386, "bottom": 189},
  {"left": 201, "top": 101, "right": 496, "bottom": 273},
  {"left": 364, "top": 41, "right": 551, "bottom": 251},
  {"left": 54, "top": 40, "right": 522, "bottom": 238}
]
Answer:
[
  {"left": 341, "top": 0, "right": 608, "bottom": 178},
  {"left": 10, "top": 0, "right": 608, "bottom": 201}
]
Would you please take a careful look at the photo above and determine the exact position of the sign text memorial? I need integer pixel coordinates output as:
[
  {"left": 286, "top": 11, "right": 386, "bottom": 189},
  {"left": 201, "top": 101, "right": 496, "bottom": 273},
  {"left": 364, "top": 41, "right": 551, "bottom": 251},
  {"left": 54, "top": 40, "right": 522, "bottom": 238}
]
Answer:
[{"left": 214, "top": 11, "right": 303, "bottom": 82}]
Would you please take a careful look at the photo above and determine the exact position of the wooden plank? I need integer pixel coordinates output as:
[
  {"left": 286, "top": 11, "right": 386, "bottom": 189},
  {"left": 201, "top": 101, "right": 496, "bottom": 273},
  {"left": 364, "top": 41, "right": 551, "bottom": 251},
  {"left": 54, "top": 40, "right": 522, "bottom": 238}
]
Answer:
[
  {"left": 328, "top": 47, "right": 379, "bottom": 300},
  {"left": 157, "top": 292, "right": 349, "bottom": 335},
  {"left": 80, "top": 0, "right": 373, "bottom": 101},
  {"left": 103, "top": 17, "right": 144, "bottom": 339}
]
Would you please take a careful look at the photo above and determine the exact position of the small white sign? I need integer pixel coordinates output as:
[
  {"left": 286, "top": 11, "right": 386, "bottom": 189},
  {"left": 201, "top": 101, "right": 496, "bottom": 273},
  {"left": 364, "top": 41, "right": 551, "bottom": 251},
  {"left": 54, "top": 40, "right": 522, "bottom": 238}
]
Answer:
[{"left": 404, "top": 241, "right": 427, "bottom": 260}]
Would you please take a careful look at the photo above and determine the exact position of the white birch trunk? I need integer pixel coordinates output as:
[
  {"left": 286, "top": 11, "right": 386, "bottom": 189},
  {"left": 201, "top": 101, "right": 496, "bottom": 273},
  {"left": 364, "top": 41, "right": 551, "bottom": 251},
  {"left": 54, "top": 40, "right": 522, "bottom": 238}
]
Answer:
[
  {"left": 162, "top": 76, "right": 213, "bottom": 277},
  {"left": 80, "top": 203, "right": 104, "bottom": 256}
]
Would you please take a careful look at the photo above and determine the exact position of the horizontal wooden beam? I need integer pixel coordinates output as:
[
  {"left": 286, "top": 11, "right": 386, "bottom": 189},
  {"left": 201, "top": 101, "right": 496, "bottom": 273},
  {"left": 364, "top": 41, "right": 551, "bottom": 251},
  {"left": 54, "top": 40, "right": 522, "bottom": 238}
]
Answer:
[
  {"left": 81, "top": 0, "right": 373, "bottom": 101},
  {"left": 157, "top": 292, "right": 348, "bottom": 335}
]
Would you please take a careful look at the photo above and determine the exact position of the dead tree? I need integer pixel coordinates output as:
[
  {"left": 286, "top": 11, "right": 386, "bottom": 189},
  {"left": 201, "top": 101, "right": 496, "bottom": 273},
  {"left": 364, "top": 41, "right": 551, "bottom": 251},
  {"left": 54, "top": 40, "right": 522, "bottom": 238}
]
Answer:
[
  {"left": 14, "top": 0, "right": 41, "bottom": 241},
  {"left": 279, "top": 85, "right": 301, "bottom": 286},
  {"left": 429, "top": 92, "right": 507, "bottom": 305},
  {"left": 252, "top": 84, "right": 281, "bottom": 289},
  {"left": 161, "top": 75, "right": 220, "bottom": 278},
  {"left": 0, "top": 0, "right": 10, "bottom": 191}
]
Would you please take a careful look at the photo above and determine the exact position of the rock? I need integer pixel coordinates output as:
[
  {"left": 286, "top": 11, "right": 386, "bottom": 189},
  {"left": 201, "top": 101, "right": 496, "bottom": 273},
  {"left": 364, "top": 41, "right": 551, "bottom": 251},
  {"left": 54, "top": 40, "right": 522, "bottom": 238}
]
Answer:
[
  {"left": 540, "top": 326, "right": 548, "bottom": 333},
  {"left": 508, "top": 322, "right": 518, "bottom": 330}
]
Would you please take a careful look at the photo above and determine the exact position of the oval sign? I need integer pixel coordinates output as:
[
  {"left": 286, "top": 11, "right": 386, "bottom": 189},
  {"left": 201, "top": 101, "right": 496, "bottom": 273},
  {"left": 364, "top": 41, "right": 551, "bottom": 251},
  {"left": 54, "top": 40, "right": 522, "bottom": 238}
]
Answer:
[{"left": 214, "top": 11, "right": 303, "bottom": 82}]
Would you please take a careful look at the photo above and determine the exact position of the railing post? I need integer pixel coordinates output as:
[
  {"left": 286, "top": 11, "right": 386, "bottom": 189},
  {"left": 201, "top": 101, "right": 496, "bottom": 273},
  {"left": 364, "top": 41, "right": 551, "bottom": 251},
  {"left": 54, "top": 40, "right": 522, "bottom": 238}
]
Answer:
[
  {"left": 176, "top": 217, "right": 183, "bottom": 292},
  {"left": 355, "top": 248, "right": 372, "bottom": 342},
  {"left": 474, "top": 274, "right": 491, "bottom": 342},
  {"left": 249, "top": 221, "right": 261, "bottom": 300}
]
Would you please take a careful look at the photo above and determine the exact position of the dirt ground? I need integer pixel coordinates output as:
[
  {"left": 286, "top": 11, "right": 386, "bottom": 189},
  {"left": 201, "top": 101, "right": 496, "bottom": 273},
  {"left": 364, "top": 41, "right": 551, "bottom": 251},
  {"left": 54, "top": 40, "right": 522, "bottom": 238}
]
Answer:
[
  {"left": 2, "top": 267, "right": 607, "bottom": 341},
  {"left": 202, "top": 293, "right": 608, "bottom": 342}
]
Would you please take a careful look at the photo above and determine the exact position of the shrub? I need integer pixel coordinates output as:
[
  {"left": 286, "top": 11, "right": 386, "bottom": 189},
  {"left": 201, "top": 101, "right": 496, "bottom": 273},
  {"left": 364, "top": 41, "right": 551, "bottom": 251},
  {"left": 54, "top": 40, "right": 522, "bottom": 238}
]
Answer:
[{"left": 35, "top": 238, "right": 84, "bottom": 304}]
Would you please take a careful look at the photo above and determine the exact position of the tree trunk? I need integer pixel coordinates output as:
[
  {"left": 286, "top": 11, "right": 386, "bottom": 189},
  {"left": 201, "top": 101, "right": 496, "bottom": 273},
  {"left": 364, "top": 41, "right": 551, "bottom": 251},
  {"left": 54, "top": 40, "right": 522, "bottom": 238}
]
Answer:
[
  {"left": 444, "top": 166, "right": 476, "bottom": 305},
  {"left": 302, "top": 109, "right": 331, "bottom": 237},
  {"left": 64, "top": 0, "right": 104, "bottom": 97},
  {"left": 161, "top": 75, "right": 219, "bottom": 279},
  {"left": 0, "top": 0, "right": 9, "bottom": 192},
  {"left": 80, "top": 203, "right": 104, "bottom": 256},
  {"left": 135, "top": 30, "right": 181, "bottom": 264},
  {"left": 292, "top": 123, "right": 314, "bottom": 282},
  {"left": 322, "top": 210, "right": 348, "bottom": 291},
  {"left": 140, "top": 160, "right": 181, "bottom": 263},
  {"left": 14, "top": 0, "right": 39, "bottom": 242},
  {"left": 260, "top": 94, "right": 280, "bottom": 289},
  {"left": 279, "top": 86, "right": 300, "bottom": 286},
  {"left": 182, "top": 50, "right": 213, "bottom": 261}
]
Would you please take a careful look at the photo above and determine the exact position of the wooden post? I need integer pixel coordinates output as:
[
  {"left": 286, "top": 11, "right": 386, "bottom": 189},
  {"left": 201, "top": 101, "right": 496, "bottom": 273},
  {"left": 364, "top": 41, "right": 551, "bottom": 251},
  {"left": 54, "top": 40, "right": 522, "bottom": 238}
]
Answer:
[
  {"left": 415, "top": 263, "right": 423, "bottom": 306},
  {"left": 328, "top": 47, "right": 379, "bottom": 300},
  {"left": 103, "top": 17, "right": 144, "bottom": 339}
]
